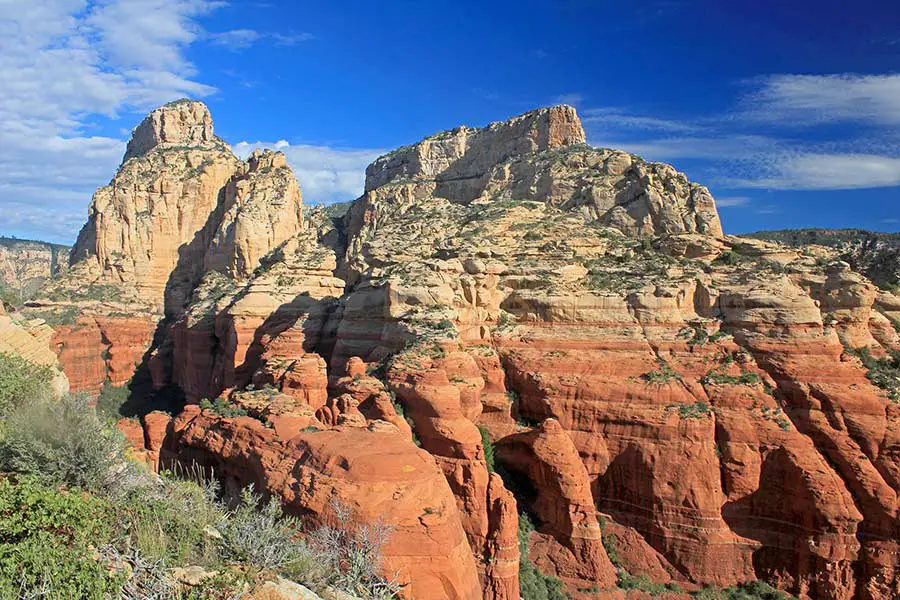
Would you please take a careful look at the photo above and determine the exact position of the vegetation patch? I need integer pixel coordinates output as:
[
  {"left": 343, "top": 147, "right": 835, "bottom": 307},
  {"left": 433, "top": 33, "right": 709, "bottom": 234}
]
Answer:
[
  {"left": 701, "top": 371, "right": 762, "bottom": 386},
  {"left": 666, "top": 402, "right": 713, "bottom": 419},
  {"left": 478, "top": 426, "right": 495, "bottom": 473},
  {"left": 693, "top": 581, "right": 796, "bottom": 599},
  {"left": 0, "top": 355, "right": 402, "bottom": 599},
  {"left": 198, "top": 396, "right": 250, "bottom": 418},
  {"left": 641, "top": 361, "right": 682, "bottom": 386},
  {"left": 847, "top": 346, "right": 900, "bottom": 403},
  {"left": 518, "top": 513, "right": 565, "bottom": 600},
  {"left": 0, "top": 352, "right": 53, "bottom": 414}
]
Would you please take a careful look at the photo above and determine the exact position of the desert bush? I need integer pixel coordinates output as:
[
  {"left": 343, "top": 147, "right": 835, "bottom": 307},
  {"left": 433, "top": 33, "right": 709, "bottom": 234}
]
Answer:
[
  {"left": 518, "top": 513, "right": 565, "bottom": 600},
  {"left": 218, "top": 486, "right": 317, "bottom": 574},
  {"left": 117, "top": 474, "right": 225, "bottom": 567},
  {"left": 849, "top": 346, "right": 900, "bottom": 402},
  {"left": 198, "top": 396, "right": 249, "bottom": 418},
  {"left": 310, "top": 500, "right": 402, "bottom": 599},
  {"left": 666, "top": 401, "right": 713, "bottom": 419},
  {"left": 641, "top": 361, "right": 682, "bottom": 386},
  {"left": 95, "top": 380, "right": 132, "bottom": 420},
  {"left": 478, "top": 426, "right": 495, "bottom": 473},
  {"left": 0, "top": 394, "right": 128, "bottom": 492},
  {"left": 0, "top": 352, "right": 53, "bottom": 415},
  {"left": 694, "top": 581, "right": 795, "bottom": 599},
  {"left": 0, "top": 476, "right": 122, "bottom": 599}
]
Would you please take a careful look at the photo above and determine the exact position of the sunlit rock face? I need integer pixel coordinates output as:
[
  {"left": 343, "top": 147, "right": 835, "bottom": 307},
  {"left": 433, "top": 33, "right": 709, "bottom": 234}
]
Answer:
[{"left": 34, "top": 101, "right": 900, "bottom": 600}]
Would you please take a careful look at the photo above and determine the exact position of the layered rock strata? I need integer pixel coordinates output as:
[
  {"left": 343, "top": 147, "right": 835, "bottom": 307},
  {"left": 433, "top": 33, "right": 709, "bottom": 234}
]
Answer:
[{"left": 35, "top": 100, "right": 900, "bottom": 600}]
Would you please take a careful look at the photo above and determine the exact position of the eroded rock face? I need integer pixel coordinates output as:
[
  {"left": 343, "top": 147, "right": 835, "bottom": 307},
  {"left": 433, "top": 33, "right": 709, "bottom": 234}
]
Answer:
[
  {"left": 495, "top": 419, "right": 617, "bottom": 588},
  {"left": 68, "top": 100, "right": 304, "bottom": 313},
  {"left": 40, "top": 101, "right": 900, "bottom": 599},
  {"left": 358, "top": 104, "right": 721, "bottom": 238},
  {"left": 169, "top": 407, "right": 484, "bottom": 600},
  {"left": 124, "top": 99, "right": 216, "bottom": 161},
  {"left": 0, "top": 238, "right": 68, "bottom": 304}
]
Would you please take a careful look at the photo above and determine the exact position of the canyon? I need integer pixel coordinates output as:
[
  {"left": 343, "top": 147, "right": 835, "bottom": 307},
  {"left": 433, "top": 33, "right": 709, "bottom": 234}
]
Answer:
[{"left": 20, "top": 100, "right": 900, "bottom": 600}]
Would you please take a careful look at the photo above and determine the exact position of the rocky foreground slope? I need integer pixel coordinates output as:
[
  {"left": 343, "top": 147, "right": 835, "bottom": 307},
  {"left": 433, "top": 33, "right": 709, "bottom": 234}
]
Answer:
[{"left": 28, "top": 100, "right": 900, "bottom": 600}]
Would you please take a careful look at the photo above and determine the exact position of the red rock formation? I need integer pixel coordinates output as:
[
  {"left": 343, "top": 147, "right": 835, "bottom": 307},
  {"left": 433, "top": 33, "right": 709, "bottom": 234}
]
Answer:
[
  {"left": 168, "top": 407, "right": 483, "bottom": 600},
  {"left": 386, "top": 347, "right": 522, "bottom": 599},
  {"left": 52, "top": 316, "right": 156, "bottom": 393},
  {"left": 495, "top": 419, "right": 617, "bottom": 589},
  {"left": 41, "top": 100, "right": 900, "bottom": 600}
]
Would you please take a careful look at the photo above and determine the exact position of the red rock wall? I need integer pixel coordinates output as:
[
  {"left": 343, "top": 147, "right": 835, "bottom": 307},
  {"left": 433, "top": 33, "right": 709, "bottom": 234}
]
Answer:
[
  {"left": 167, "top": 407, "right": 484, "bottom": 600},
  {"left": 52, "top": 316, "right": 157, "bottom": 393}
]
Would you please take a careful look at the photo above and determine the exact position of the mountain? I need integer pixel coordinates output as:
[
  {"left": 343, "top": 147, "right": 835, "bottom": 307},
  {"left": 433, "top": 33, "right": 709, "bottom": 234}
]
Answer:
[
  {"left": 24, "top": 100, "right": 900, "bottom": 600},
  {"left": 0, "top": 236, "right": 69, "bottom": 308},
  {"left": 747, "top": 228, "right": 900, "bottom": 291}
]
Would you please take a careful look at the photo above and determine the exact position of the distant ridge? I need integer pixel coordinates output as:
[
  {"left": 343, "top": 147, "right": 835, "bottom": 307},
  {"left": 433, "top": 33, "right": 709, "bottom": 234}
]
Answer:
[{"left": 746, "top": 227, "right": 900, "bottom": 290}]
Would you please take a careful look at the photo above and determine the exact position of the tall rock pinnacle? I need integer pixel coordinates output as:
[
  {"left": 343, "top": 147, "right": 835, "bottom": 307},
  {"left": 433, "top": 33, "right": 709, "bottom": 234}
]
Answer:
[{"left": 123, "top": 99, "right": 217, "bottom": 161}]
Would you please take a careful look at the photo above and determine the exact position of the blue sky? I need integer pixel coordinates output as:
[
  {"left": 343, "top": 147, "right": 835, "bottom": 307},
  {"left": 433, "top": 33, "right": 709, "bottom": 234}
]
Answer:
[{"left": 2, "top": 0, "right": 899, "bottom": 244}]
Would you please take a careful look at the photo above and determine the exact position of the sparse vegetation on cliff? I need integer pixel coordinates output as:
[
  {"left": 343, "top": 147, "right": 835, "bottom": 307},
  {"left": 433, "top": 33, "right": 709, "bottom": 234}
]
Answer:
[
  {"left": 848, "top": 346, "right": 900, "bottom": 403},
  {"left": 517, "top": 513, "right": 565, "bottom": 600},
  {"left": 0, "top": 355, "right": 400, "bottom": 599}
]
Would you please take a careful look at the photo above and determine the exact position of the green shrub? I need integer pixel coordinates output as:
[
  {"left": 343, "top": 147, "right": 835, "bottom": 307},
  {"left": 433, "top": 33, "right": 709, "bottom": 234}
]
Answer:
[
  {"left": 117, "top": 474, "right": 225, "bottom": 567},
  {"left": 198, "top": 396, "right": 249, "bottom": 418},
  {"left": 641, "top": 361, "right": 681, "bottom": 386},
  {"left": 478, "top": 426, "right": 495, "bottom": 473},
  {"left": 667, "top": 402, "right": 713, "bottom": 419},
  {"left": 602, "top": 530, "right": 620, "bottom": 566},
  {"left": 0, "top": 476, "right": 122, "bottom": 599},
  {"left": 218, "top": 486, "right": 315, "bottom": 573},
  {"left": 694, "top": 580, "right": 795, "bottom": 599},
  {"left": 518, "top": 513, "right": 565, "bottom": 600},
  {"left": 848, "top": 347, "right": 900, "bottom": 403},
  {"left": 308, "top": 501, "right": 402, "bottom": 599},
  {"left": 95, "top": 380, "right": 131, "bottom": 420},
  {"left": 0, "top": 352, "right": 53, "bottom": 415},
  {"left": 702, "top": 371, "right": 762, "bottom": 386},
  {"left": 715, "top": 250, "right": 744, "bottom": 266},
  {"left": 0, "top": 394, "right": 128, "bottom": 492}
]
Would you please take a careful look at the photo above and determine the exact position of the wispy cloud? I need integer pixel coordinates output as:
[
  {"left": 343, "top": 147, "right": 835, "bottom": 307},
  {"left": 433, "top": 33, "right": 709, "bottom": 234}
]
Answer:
[
  {"left": 743, "top": 73, "right": 900, "bottom": 126},
  {"left": 209, "top": 29, "right": 262, "bottom": 49},
  {"left": 233, "top": 141, "right": 384, "bottom": 204},
  {"left": 582, "top": 107, "right": 698, "bottom": 133},
  {"left": 271, "top": 31, "right": 315, "bottom": 45},
  {"left": 716, "top": 196, "right": 751, "bottom": 207},
  {"left": 732, "top": 153, "right": 900, "bottom": 190},
  {"left": 208, "top": 28, "right": 314, "bottom": 50},
  {"left": 580, "top": 72, "right": 900, "bottom": 193}
]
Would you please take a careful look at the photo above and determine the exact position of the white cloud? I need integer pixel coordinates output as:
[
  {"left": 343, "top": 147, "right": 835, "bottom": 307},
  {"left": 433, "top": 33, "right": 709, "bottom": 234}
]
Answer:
[
  {"left": 734, "top": 153, "right": 900, "bottom": 190},
  {"left": 209, "top": 28, "right": 262, "bottom": 50},
  {"left": 582, "top": 108, "right": 697, "bottom": 133},
  {"left": 208, "top": 28, "right": 313, "bottom": 50},
  {"left": 590, "top": 134, "right": 779, "bottom": 161},
  {"left": 581, "top": 73, "right": 900, "bottom": 193},
  {"left": 0, "top": 0, "right": 221, "bottom": 244},
  {"left": 270, "top": 31, "right": 315, "bottom": 45},
  {"left": 716, "top": 196, "right": 751, "bottom": 207},
  {"left": 745, "top": 73, "right": 900, "bottom": 126},
  {"left": 233, "top": 141, "right": 385, "bottom": 204}
]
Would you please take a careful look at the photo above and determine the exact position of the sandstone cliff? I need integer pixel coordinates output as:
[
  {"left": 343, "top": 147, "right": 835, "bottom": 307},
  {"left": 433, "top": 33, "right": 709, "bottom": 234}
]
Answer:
[
  {"left": 0, "top": 237, "right": 68, "bottom": 308},
  {"left": 32, "top": 101, "right": 900, "bottom": 600}
]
